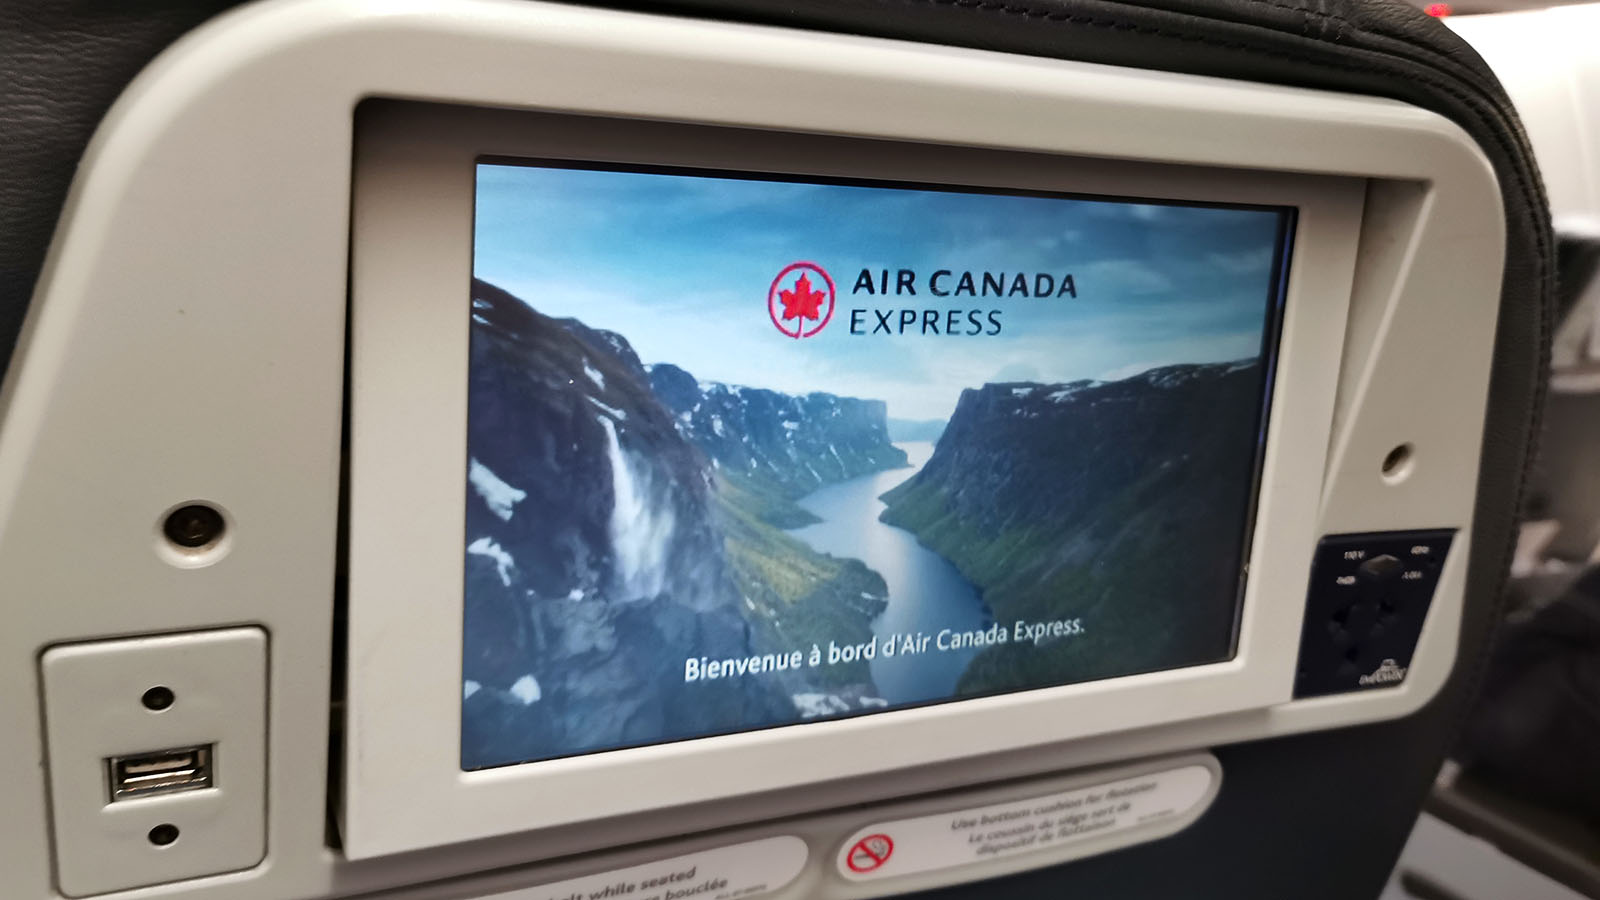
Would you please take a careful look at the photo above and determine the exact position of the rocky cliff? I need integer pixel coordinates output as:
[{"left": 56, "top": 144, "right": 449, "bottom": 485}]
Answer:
[
  {"left": 878, "top": 361, "right": 1268, "bottom": 694},
  {"left": 649, "top": 363, "right": 907, "bottom": 526},
  {"left": 461, "top": 279, "right": 891, "bottom": 767}
]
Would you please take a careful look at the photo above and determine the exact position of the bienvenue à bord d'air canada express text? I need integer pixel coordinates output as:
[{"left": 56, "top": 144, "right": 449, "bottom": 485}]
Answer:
[{"left": 685, "top": 618, "right": 1087, "bottom": 684}]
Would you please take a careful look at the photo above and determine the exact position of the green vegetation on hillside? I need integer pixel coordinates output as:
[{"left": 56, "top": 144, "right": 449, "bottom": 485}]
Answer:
[
  {"left": 881, "top": 467, "right": 1214, "bottom": 693},
  {"left": 717, "top": 468, "right": 822, "bottom": 529},
  {"left": 714, "top": 474, "right": 886, "bottom": 689},
  {"left": 877, "top": 368, "right": 1262, "bottom": 697}
]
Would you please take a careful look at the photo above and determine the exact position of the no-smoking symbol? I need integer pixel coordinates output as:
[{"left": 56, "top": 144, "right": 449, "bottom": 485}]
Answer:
[{"left": 846, "top": 833, "right": 895, "bottom": 873}]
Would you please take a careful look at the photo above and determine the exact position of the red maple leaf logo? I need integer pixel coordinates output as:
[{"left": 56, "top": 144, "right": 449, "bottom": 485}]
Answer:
[
  {"left": 768, "top": 262, "right": 835, "bottom": 338},
  {"left": 779, "top": 273, "right": 827, "bottom": 321}
]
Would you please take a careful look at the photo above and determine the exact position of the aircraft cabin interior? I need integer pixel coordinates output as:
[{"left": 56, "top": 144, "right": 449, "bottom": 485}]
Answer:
[{"left": 1, "top": 1, "right": 1597, "bottom": 899}]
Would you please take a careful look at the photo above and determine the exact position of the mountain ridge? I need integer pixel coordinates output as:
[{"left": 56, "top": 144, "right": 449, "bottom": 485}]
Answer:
[
  {"left": 649, "top": 362, "right": 908, "bottom": 526},
  {"left": 878, "top": 359, "right": 1268, "bottom": 695}
]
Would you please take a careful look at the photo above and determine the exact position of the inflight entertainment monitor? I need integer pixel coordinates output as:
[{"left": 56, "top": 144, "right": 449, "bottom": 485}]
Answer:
[
  {"left": 342, "top": 97, "right": 1493, "bottom": 861},
  {"left": 460, "top": 160, "right": 1289, "bottom": 770}
]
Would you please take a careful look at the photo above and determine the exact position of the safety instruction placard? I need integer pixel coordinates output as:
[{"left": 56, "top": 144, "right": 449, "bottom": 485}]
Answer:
[
  {"left": 480, "top": 835, "right": 808, "bottom": 900},
  {"left": 835, "top": 765, "right": 1214, "bottom": 881}
]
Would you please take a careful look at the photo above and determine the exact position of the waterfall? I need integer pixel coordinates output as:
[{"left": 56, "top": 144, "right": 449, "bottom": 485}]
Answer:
[{"left": 597, "top": 415, "right": 675, "bottom": 601}]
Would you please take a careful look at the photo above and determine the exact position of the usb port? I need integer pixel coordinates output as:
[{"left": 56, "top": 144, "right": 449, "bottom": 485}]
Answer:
[{"left": 107, "top": 745, "right": 213, "bottom": 801}]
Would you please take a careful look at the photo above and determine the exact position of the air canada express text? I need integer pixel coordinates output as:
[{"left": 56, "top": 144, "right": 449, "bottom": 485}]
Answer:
[{"left": 847, "top": 267, "right": 1078, "bottom": 336}]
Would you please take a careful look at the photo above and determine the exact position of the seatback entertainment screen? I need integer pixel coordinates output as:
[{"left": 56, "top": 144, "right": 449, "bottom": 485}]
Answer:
[{"left": 462, "top": 160, "right": 1292, "bottom": 769}]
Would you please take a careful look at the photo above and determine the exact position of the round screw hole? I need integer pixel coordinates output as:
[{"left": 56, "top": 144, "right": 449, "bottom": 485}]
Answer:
[
  {"left": 148, "top": 824, "right": 180, "bottom": 847},
  {"left": 162, "top": 504, "right": 226, "bottom": 549},
  {"left": 1381, "top": 443, "right": 1414, "bottom": 483},
  {"left": 141, "top": 686, "right": 175, "bottom": 711}
]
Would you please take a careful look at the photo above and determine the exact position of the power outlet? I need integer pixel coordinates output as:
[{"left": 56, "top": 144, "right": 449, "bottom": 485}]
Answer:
[
  {"left": 41, "top": 628, "right": 268, "bottom": 896},
  {"left": 1293, "top": 531, "right": 1454, "bottom": 698}
]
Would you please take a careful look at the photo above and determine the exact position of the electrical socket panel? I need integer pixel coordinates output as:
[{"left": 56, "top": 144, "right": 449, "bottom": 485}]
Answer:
[
  {"left": 40, "top": 628, "right": 268, "bottom": 896},
  {"left": 1293, "top": 532, "right": 1455, "bottom": 698}
]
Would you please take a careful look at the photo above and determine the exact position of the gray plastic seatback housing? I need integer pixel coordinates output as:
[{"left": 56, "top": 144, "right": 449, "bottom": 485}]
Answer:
[{"left": 0, "top": 1, "right": 1502, "bottom": 898}]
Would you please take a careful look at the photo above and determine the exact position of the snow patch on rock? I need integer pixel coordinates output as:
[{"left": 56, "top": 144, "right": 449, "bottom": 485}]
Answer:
[
  {"left": 589, "top": 397, "right": 627, "bottom": 420},
  {"left": 509, "top": 674, "right": 541, "bottom": 705},
  {"left": 469, "top": 457, "right": 527, "bottom": 521},
  {"left": 467, "top": 536, "right": 516, "bottom": 587},
  {"left": 792, "top": 693, "right": 852, "bottom": 718}
]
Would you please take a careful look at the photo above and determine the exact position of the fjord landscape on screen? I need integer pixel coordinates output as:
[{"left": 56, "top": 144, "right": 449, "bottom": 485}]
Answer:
[{"left": 460, "top": 161, "right": 1291, "bottom": 769}]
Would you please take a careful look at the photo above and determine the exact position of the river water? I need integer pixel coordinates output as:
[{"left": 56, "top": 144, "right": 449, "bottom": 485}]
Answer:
[{"left": 786, "top": 441, "right": 992, "bottom": 704}]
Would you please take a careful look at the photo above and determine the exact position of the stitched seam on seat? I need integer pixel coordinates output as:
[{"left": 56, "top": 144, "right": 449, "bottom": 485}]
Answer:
[
  {"left": 906, "top": 0, "right": 1520, "bottom": 146},
  {"left": 924, "top": 0, "right": 1490, "bottom": 82}
]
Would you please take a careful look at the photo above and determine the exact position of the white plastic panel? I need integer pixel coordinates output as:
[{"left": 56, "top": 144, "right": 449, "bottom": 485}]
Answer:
[
  {"left": 347, "top": 753, "right": 1222, "bottom": 900},
  {"left": 345, "top": 103, "right": 1359, "bottom": 858},
  {"left": 40, "top": 629, "right": 268, "bottom": 896}
]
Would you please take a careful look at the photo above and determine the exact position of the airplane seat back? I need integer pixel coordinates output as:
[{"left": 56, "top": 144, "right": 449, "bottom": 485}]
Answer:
[{"left": 0, "top": 1, "right": 1551, "bottom": 898}]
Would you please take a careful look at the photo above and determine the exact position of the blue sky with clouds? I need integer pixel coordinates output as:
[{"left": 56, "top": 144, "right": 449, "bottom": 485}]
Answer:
[{"left": 474, "top": 163, "right": 1287, "bottom": 421}]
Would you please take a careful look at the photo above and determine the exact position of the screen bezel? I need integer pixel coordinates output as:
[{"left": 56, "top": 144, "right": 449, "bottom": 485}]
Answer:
[
  {"left": 460, "top": 155, "right": 1296, "bottom": 769},
  {"left": 348, "top": 103, "right": 1365, "bottom": 849}
]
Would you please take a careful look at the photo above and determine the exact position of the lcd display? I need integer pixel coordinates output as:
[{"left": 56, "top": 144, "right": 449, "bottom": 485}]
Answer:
[{"left": 462, "top": 160, "right": 1292, "bottom": 770}]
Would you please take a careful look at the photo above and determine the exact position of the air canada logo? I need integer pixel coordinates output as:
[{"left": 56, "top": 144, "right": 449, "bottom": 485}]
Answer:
[{"left": 769, "top": 261, "right": 836, "bottom": 339}]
